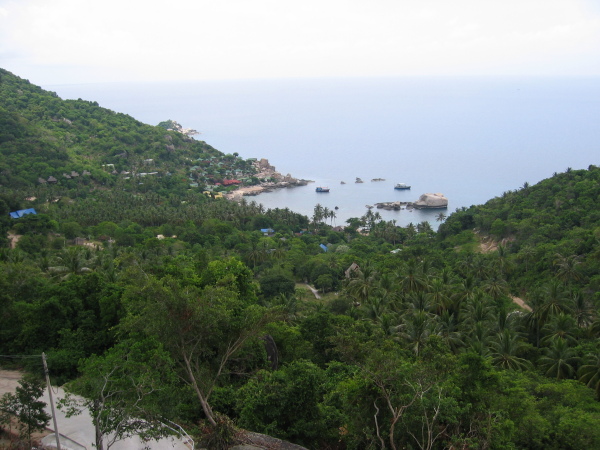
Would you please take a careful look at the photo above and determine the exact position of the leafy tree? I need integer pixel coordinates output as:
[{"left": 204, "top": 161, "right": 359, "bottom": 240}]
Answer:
[
  {"left": 59, "top": 340, "right": 178, "bottom": 450},
  {"left": 236, "top": 360, "right": 337, "bottom": 446},
  {"left": 0, "top": 374, "right": 50, "bottom": 448},
  {"left": 121, "top": 275, "right": 275, "bottom": 426},
  {"left": 258, "top": 270, "right": 295, "bottom": 300}
]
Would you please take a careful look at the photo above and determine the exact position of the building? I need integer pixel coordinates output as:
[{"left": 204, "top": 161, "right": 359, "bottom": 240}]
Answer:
[{"left": 9, "top": 208, "right": 37, "bottom": 219}]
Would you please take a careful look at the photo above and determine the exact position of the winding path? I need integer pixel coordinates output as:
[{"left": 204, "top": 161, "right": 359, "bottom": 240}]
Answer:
[
  {"left": 511, "top": 296, "right": 532, "bottom": 312},
  {"left": 299, "top": 283, "right": 321, "bottom": 299}
]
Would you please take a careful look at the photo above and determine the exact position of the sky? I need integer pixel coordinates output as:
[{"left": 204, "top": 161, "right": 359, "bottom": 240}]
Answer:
[{"left": 1, "top": 0, "right": 600, "bottom": 85}]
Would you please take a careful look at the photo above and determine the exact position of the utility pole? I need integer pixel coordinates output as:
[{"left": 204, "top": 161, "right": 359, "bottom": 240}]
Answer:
[{"left": 42, "top": 352, "right": 62, "bottom": 450}]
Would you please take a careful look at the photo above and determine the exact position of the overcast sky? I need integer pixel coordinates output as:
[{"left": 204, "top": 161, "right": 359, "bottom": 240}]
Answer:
[{"left": 1, "top": 0, "right": 600, "bottom": 85}]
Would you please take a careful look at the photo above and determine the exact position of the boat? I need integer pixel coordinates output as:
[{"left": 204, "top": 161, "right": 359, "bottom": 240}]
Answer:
[
  {"left": 394, "top": 183, "right": 411, "bottom": 190},
  {"left": 371, "top": 178, "right": 385, "bottom": 182},
  {"left": 315, "top": 187, "right": 330, "bottom": 192},
  {"left": 355, "top": 177, "right": 364, "bottom": 183}
]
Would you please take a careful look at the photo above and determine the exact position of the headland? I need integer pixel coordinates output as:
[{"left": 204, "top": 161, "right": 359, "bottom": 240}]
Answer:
[{"left": 224, "top": 158, "right": 310, "bottom": 201}]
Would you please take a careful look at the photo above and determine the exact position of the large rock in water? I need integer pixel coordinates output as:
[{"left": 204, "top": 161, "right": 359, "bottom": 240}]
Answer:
[{"left": 414, "top": 193, "right": 448, "bottom": 209}]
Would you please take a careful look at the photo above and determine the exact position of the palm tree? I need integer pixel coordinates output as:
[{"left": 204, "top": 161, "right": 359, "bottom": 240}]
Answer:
[
  {"left": 482, "top": 277, "right": 509, "bottom": 302},
  {"left": 452, "top": 275, "right": 478, "bottom": 309},
  {"left": 518, "top": 245, "right": 536, "bottom": 272},
  {"left": 494, "top": 308, "right": 520, "bottom": 334},
  {"left": 245, "top": 240, "right": 269, "bottom": 269},
  {"left": 416, "top": 221, "right": 433, "bottom": 234},
  {"left": 398, "top": 260, "right": 429, "bottom": 294},
  {"left": 312, "top": 203, "right": 324, "bottom": 229},
  {"left": 538, "top": 338, "right": 579, "bottom": 380},
  {"left": 569, "top": 292, "right": 594, "bottom": 328},
  {"left": 489, "top": 329, "right": 532, "bottom": 371},
  {"left": 553, "top": 253, "right": 583, "bottom": 284},
  {"left": 540, "top": 313, "right": 578, "bottom": 345},
  {"left": 397, "top": 309, "right": 439, "bottom": 356},
  {"left": 537, "top": 280, "right": 571, "bottom": 322},
  {"left": 493, "top": 244, "right": 515, "bottom": 276},
  {"left": 437, "top": 311, "right": 464, "bottom": 353},
  {"left": 361, "top": 296, "right": 392, "bottom": 324},
  {"left": 578, "top": 354, "right": 600, "bottom": 399},
  {"left": 329, "top": 209, "right": 337, "bottom": 226},
  {"left": 345, "top": 263, "right": 379, "bottom": 305},
  {"left": 47, "top": 246, "right": 94, "bottom": 279},
  {"left": 322, "top": 206, "right": 331, "bottom": 224},
  {"left": 377, "top": 273, "right": 402, "bottom": 312},
  {"left": 405, "top": 222, "right": 416, "bottom": 239},
  {"left": 462, "top": 294, "right": 495, "bottom": 326},
  {"left": 407, "top": 291, "right": 433, "bottom": 313},
  {"left": 435, "top": 212, "right": 447, "bottom": 222},
  {"left": 427, "top": 278, "right": 452, "bottom": 315}
]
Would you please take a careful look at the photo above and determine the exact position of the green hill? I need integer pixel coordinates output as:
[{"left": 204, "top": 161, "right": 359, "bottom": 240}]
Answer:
[
  {"left": 0, "top": 68, "right": 256, "bottom": 191},
  {"left": 439, "top": 167, "right": 600, "bottom": 298}
]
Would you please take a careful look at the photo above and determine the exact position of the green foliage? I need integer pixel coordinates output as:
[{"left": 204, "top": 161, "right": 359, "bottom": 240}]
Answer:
[
  {"left": 198, "top": 413, "right": 237, "bottom": 450},
  {"left": 259, "top": 270, "right": 295, "bottom": 300},
  {"left": 2, "top": 66, "right": 600, "bottom": 449},
  {"left": 236, "top": 360, "right": 337, "bottom": 447},
  {"left": 0, "top": 374, "right": 50, "bottom": 447},
  {"left": 60, "top": 339, "right": 177, "bottom": 450}
]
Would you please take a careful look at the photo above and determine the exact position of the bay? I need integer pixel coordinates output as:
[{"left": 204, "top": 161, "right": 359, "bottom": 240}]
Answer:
[{"left": 44, "top": 77, "right": 600, "bottom": 228}]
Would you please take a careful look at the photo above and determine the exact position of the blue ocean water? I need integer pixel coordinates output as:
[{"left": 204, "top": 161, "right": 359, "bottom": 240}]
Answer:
[{"left": 44, "top": 77, "right": 600, "bottom": 227}]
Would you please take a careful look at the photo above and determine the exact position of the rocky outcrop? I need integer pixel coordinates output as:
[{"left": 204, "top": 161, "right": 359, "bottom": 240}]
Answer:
[
  {"left": 254, "top": 159, "right": 309, "bottom": 188},
  {"left": 375, "top": 201, "right": 408, "bottom": 210},
  {"left": 413, "top": 193, "right": 448, "bottom": 209},
  {"left": 225, "top": 159, "right": 308, "bottom": 201},
  {"left": 232, "top": 431, "right": 308, "bottom": 449}
]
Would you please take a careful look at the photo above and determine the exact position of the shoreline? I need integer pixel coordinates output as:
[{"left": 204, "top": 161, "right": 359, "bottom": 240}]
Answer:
[
  {"left": 224, "top": 181, "right": 311, "bottom": 201},
  {"left": 223, "top": 158, "right": 311, "bottom": 201}
]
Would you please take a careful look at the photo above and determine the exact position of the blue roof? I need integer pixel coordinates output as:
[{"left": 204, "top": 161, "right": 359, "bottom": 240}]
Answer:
[
  {"left": 261, "top": 228, "right": 274, "bottom": 233},
  {"left": 320, "top": 244, "right": 328, "bottom": 252},
  {"left": 9, "top": 208, "right": 37, "bottom": 219}
]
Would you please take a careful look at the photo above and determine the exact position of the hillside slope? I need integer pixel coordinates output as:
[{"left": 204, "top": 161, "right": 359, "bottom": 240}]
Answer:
[{"left": 0, "top": 68, "right": 257, "bottom": 191}]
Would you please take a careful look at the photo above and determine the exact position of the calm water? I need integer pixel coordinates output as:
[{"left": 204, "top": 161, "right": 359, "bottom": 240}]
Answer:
[{"left": 44, "top": 77, "right": 600, "bottom": 227}]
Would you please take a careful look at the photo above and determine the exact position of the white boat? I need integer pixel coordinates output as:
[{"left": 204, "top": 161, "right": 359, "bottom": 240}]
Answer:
[{"left": 394, "top": 183, "right": 411, "bottom": 190}]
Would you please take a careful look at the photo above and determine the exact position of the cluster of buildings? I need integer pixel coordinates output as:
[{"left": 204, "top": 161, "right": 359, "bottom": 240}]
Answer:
[{"left": 37, "top": 170, "right": 91, "bottom": 184}]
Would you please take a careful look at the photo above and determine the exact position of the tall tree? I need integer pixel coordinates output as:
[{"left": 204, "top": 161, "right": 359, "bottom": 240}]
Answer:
[{"left": 121, "top": 275, "right": 275, "bottom": 426}]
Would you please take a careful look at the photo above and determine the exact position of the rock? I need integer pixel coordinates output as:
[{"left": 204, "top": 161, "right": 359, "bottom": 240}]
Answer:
[
  {"left": 232, "top": 431, "right": 308, "bottom": 450},
  {"left": 413, "top": 193, "right": 448, "bottom": 209},
  {"left": 375, "top": 201, "right": 403, "bottom": 210}
]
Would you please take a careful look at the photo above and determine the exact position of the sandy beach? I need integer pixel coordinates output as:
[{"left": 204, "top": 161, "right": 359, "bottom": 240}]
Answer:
[{"left": 224, "top": 185, "right": 268, "bottom": 200}]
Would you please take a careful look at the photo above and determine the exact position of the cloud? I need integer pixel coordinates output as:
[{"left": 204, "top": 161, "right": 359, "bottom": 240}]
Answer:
[{"left": 2, "top": 0, "right": 600, "bottom": 83}]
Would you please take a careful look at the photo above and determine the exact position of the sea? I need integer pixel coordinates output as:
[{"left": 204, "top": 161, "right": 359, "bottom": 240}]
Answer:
[{"left": 43, "top": 77, "right": 600, "bottom": 229}]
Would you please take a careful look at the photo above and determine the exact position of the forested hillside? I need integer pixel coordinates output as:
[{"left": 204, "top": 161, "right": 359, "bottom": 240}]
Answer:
[{"left": 1, "top": 68, "right": 600, "bottom": 450}]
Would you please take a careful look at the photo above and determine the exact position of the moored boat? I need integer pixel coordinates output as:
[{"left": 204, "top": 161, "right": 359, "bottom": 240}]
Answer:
[
  {"left": 316, "top": 187, "right": 330, "bottom": 192},
  {"left": 394, "top": 183, "right": 411, "bottom": 190}
]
